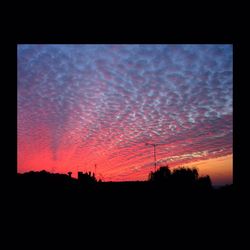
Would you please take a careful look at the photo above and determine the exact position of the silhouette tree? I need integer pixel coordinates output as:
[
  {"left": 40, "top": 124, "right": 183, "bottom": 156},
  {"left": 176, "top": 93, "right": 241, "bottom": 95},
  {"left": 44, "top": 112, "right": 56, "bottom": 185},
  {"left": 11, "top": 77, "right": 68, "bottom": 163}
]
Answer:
[
  {"left": 171, "top": 167, "right": 199, "bottom": 188},
  {"left": 196, "top": 175, "right": 212, "bottom": 190},
  {"left": 148, "top": 166, "right": 202, "bottom": 188},
  {"left": 148, "top": 166, "right": 171, "bottom": 182}
]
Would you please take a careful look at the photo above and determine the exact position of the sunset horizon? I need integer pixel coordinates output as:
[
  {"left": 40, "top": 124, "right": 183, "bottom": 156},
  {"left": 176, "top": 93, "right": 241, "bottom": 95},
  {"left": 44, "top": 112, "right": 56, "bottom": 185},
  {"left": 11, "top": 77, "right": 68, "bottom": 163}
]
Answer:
[{"left": 17, "top": 44, "right": 232, "bottom": 186}]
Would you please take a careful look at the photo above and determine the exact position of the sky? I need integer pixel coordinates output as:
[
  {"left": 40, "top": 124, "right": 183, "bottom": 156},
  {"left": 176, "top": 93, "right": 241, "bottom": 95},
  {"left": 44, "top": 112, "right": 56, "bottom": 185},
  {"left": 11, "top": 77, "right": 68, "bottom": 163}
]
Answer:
[{"left": 17, "top": 44, "right": 233, "bottom": 185}]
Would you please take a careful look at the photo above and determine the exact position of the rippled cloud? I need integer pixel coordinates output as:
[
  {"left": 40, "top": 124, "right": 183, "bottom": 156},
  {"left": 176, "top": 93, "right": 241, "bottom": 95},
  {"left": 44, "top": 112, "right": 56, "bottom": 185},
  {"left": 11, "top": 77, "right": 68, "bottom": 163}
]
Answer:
[{"left": 18, "top": 44, "right": 232, "bottom": 181}]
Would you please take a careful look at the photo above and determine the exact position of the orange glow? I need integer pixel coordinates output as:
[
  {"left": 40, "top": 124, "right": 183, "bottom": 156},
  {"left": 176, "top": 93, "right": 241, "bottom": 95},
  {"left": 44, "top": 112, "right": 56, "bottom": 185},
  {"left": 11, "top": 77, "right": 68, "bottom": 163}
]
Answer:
[{"left": 187, "top": 154, "right": 233, "bottom": 186}]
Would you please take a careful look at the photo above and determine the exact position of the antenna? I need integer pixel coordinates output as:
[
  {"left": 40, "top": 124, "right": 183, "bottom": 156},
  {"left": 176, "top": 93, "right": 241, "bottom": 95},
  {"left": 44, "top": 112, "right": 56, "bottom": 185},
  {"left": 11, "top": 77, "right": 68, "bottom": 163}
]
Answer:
[{"left": 145, "top": 142, "right": 167, "bottom": 172}]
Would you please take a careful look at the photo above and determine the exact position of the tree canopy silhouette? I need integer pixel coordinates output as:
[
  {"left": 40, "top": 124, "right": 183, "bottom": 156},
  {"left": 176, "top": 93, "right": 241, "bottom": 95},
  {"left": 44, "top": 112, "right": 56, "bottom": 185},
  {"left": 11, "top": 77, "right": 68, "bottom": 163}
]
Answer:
[
  {"left": 148, "top": 165, "right": 212, "bottom": 190},
  {"left": 171, "top": 167, "right": 198, "bottom": 187},
  {"left": 148, "top": 166, "right": 171, "bottom": 182}
]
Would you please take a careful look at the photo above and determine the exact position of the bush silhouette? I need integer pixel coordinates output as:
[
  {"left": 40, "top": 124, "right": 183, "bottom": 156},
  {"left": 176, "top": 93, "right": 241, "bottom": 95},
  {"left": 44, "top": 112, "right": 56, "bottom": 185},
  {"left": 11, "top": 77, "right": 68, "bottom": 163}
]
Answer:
[
  {"left": 196, "top": 175, "right": 212, "bottom": 190},
  {"left": 148, "top": 166, "right": 171, "bottom": 182},
  {"left": 171, "top": 167, "right": 198, "bottom": 187},
  {"left": 147, "top": 165, "right": 213, "bottom": 192}
]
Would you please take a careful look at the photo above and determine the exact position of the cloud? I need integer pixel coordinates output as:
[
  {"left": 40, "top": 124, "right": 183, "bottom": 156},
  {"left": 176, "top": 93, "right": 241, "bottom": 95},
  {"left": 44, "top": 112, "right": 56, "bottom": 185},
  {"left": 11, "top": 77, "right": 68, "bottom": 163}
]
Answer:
[{"left": 18, "top": 44, "right": 232, "bottom": 181}]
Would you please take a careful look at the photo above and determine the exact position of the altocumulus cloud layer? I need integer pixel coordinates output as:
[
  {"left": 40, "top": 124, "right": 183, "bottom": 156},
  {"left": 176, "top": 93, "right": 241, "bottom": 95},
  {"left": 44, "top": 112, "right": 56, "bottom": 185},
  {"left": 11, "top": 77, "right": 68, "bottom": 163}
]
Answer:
[{"left": 18, "top": 45, "right": 232, "bottom": 181}]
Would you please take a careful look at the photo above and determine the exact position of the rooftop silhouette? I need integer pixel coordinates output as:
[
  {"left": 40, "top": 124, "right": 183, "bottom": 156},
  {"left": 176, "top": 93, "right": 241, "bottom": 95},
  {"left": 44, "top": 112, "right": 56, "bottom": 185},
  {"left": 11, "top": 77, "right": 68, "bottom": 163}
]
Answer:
[{"left": 17, "top": 166, "right": 232, "bottom": 202}]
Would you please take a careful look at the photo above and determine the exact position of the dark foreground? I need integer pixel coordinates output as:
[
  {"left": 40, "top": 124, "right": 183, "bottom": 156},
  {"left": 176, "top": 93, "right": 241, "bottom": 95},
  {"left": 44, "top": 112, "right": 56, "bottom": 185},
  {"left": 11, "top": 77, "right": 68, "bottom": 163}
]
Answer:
[
  {"left": 16, "top": 171, "right": 233, "bottom": 216},
  {"left": 14, "top": 172, "right": 237, "bottom": 248}
]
